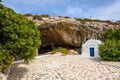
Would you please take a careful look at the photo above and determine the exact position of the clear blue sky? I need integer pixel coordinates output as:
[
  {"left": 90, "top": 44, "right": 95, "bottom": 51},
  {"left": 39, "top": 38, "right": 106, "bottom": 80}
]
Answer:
[{"left": 2, "top": 0, "right": 120, "bottom": 20}]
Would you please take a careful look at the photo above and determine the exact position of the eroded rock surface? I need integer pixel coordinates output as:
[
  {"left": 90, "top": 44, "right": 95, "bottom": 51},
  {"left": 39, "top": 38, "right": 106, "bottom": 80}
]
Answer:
[{"left": 26, "top": 16, "right": 120, "bottom": 49}]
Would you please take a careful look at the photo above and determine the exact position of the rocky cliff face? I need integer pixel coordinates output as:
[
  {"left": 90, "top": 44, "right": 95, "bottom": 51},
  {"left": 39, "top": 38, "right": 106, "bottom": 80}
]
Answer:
[{"left": 26, "top": 15, "right": 119, "bottom": 52}]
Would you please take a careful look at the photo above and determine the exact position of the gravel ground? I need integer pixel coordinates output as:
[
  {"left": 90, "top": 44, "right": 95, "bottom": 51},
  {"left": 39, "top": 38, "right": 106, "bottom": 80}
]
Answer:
[{"left": 7, "top": 54, "right": 120, "bottom": 80}]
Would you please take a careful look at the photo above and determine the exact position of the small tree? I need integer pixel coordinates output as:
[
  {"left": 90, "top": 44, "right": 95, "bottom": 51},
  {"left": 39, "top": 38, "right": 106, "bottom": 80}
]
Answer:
[
  {"left": 99, "top": 40, "right": 120, "bottom": 61},
  {"left": 102, "top": 28, "right": 114, "bottom": 41},
  {"left": 100, "top": 28, "right": 120, "bottom": 61},
  {"left": 0, "top": 4, "right": 41, "bottom": 72}
]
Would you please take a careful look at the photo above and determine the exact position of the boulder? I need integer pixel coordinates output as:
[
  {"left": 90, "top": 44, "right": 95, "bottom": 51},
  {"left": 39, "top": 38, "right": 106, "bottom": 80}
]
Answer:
[{"left": 67, "top": 50, "right": 79, "bottom": 55}]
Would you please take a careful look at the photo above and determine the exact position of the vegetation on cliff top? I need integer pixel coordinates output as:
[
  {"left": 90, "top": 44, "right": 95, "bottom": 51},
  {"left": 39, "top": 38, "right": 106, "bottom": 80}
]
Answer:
[
  {"left": 33, "top": 14, "right": 50, "bottom": 20},
  {"left": 75, "top": 18, "right": 119, "bottom": 25},
  {"left": 24, "top": 13, "right": 120, "bottom": 26},
  {"left": 0, "top": 4, "right": 41, "bottom": 72}
]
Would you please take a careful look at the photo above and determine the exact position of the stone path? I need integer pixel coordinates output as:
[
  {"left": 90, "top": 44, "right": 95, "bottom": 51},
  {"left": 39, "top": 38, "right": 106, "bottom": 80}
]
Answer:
[{"left": 8, "top": 54, "right": 120, "bottom": 80}]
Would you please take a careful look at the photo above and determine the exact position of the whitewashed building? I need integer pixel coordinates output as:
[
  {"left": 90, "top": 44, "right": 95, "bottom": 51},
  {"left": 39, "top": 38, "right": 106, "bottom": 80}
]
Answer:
[{"left": 81, "top": 39, "right": 102, "bottom": 57}]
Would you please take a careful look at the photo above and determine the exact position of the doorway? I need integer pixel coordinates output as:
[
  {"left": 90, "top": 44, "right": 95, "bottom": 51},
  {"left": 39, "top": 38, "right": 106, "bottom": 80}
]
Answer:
[{"left": 90, "top": 48, "right": 94, "bottom": 57}]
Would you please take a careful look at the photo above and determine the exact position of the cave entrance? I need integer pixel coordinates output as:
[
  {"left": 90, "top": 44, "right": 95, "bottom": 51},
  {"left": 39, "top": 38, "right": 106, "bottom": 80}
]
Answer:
[{"left": 38, "top": 44, "right": 54, "bottom": 55}]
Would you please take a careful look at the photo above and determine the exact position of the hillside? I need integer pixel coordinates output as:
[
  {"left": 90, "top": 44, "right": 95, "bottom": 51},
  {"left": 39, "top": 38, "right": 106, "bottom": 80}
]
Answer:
[{"left": 25, "top": 15, "right": 120, "bottom": 53}]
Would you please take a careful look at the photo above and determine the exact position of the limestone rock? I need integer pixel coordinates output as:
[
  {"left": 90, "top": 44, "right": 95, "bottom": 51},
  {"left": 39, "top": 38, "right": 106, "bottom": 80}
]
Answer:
[
  {"left": 68, "top": 50, "right": 79, "bottom": 55},
  {"left": 26, "top": 16, "right": 119, "bottom": 50}
]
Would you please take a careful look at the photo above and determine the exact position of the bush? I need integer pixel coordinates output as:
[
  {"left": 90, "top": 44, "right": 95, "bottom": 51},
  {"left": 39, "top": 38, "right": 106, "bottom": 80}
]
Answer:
[
  {"left": 33, "top": 14, "right": 49, "bottom": 20},
  {"left": 24, "top": 13, "right": 33, "bottom": 16},
  {"left": 64, "top": 16, "right": 71, "bottom": 18},
  {"left": 115, "top": 20, "right": 120, "bottom": 25},
  {"left": 0, "top": 4, "right": 41, "bottom": 72},
  {"left": 59, "top": 21, "right": 66, "bottom": 27},
  {"left": 102, "top": 28, "right": 115, "bottom": 41},
  {"left": 58, "top": 16, "right": 62, "bottom": 17},
  {"left": 40, "top": 14, "right": 49, "bottom": 17},
  {"left": 99, "top": 40, "right": 120, "bottom": 61},
  {"left": 56, "top": 47, "right": 68, "bottom": 55},
  {"left": 51, "top": 47, "right": 68, "bottom": 55},
  {"left": 102, "top": 28, "right": 120, "bottom": 41},
  {"left": 0, "top": 45, "right": 14, "bottom": 72},
  {"left": 33, "top": 15, "right": 42, "bottom": 20},
  {"left": 75, "top": 18, "right": 117, "bottom": 25},
  {"left": 100, "top": 28, "right": 120, "bottom": 61}
]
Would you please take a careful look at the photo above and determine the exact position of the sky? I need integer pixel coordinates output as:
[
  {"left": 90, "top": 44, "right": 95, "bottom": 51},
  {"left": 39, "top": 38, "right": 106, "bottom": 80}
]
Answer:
[{"left": 2, "top": 0, "right": 120, "bottom": 20}]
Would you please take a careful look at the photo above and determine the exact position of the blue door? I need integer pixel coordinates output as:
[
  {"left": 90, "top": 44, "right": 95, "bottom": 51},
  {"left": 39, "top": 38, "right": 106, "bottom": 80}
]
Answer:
[{"left": 90, "top": 48, "right": 94, "bottom": 57}]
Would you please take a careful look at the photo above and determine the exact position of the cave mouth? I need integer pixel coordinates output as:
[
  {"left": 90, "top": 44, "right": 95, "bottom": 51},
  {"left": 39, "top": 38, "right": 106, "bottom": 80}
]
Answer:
[
  {"left": 38, "top": 45, "right": 53, "bottom": 54},
  {"left": 38, "top": 44, "right": 81, "bottom": 55}
]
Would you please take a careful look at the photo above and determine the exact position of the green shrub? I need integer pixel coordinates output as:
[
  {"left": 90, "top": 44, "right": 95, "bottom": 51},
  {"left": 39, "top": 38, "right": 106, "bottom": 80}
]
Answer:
[
  {"left": 0, "top": 4, "right": 41, "bottom": 72},
  {"left": 99, "top": 40, "right": 120, "bottom": 61},
  {"left": 75, "top": 18, "right": 85, "bottom": 24},
  {"left": 33, "top": 15, "right": 42, "bottom": 20},
  {"left": 52, "top": 47, "right": 68, "bottom": 55},
  {"left": 33, "top": 14, "right": 49, "bottom": 20},
  {"left": 102, "top": 28, "right": 120, "bottom": 41},
  {"left": 115, "top": 20, "right": 120, "bottom": 25},
  {"left": 100, "top": 28, "right": 120, "bottom": 61},
  {"left": 0, "top": 45, "right": 14, "bottom": 72},
  {"left": 58, "top": 16, "right": 62, "bottom": 17},
  {"left": 24, "top": 13, "right": 33, "bottom": 16},
  {"left": 64, "top": 16, "right": 71, "bottom": 18},
  {"left": 102, "top": 28, "right": 115, "bottom": 41},
  {"left": 59, "top": 21, "right": 66, "bottom": 27},
  {"left": 55, "top": 47, "right": 68, "bottom": 55},
  {"left": 40, "top": 14, "right": 49, "bottom": 17},
  {"left": 75, "top": 18, "right": 117, "bottom": 25}
]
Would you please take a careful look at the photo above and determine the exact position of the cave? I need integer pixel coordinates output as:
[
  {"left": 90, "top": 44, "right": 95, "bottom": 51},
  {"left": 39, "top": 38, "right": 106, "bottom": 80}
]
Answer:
[
  {"left": 38, "top": 45, "right": 53, "bottom": 54},
  {"left": 38, "top": 43, "right": 82, "bottom": 55}
]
